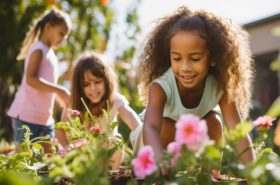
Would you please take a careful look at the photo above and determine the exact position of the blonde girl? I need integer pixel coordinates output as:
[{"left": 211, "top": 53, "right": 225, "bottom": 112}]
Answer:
[{"left": 7, "top": 7, "right": 72, "bottom": 146}]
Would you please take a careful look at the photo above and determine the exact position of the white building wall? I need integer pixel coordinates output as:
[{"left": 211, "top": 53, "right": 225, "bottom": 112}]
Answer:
[{"left": 246, "top": 20, "right": 280, "bottom": 56}]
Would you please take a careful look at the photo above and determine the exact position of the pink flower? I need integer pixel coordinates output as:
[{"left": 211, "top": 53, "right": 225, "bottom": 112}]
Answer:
[
  {"left": 167, "top": 142, "right": 182, "bottom": 166},
  {"left": 59, "top": 148, "right": 67, "bottom": 156},
  {"left": 253, "top": 116, "right": 275, "bottom": 128},
  {"left": 89, "top": 126, "right": 102, "bottom": 133},
  {"left": 175, "top": 114, "right": 209, "bottom": 151},
  {"left": 67, "top": 109, "right": 80, "bottom": 117},
  {"left": 132, "top": 146, "right": 157, "bottom": 179},
  {"left": 73, "top": 138, "right": 88, "bottom": 148}
]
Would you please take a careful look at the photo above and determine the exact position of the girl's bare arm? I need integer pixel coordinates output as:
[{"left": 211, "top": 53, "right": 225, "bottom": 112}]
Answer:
[
  {"left": 219, "top": 93, "right": 256, "bottom": 164},
  {"left": 143, "top": 83, "right": 167, "bottom": 159},
  {"left": 118, "top": 103, "right": 142, "bottom": 131},
  {"left": 26, "top": 49, "right": 70, "bottom": 107},
  {"left": 55, "top": 109, "right": 70, "bottom": 148}
]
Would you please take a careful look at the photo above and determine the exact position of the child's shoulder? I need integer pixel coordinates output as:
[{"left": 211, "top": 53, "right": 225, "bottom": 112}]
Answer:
[
  {"left": 152, "top": 68, "right": 174, "bottom": 94},
  {"left": 28, "top": 40, "right": 49, "bottom": 55},
  {"left": 206, "top": 74, "right": 219, "bottom": 89},
  {"left": 153, "top": 68, "right": 173, "bottom": 85}
]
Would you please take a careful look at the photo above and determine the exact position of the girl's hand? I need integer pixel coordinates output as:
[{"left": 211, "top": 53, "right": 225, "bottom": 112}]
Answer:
[
  {"left": 211, "top": 169, "right": 222, "bottom": 181},
  {"left": 56, "top": 87, "right": 70, "bottom": 108}
]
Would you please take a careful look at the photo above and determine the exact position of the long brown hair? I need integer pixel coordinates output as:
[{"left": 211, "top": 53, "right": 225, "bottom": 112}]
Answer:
[
  {"left": 71, "top": 51, "right": 118, "bottom": 117},
  {"left": 137, "top": 6, "right": 254, "bottom": 118},
  {"left": 17, "top": 6, "right": 72, "bottom": 60}
]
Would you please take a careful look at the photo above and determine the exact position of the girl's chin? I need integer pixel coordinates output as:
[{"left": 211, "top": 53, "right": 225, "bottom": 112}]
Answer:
[{"left": 89, "top": 98, "right": 102, "bottom": 104}]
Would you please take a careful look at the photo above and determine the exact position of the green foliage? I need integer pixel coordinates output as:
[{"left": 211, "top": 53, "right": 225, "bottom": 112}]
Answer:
[
  {"left": 44, "top": 143, "right": 110, "bottom": 185},
  {"left": 245, "top": 153, "right": 280, "bottom": 185},
  {"left": 267, "top": 97, "right": 280, "bottom": 118},
  {"left": 49, "top": 106, "right": 125, "bottom": 185},
  {"left": 227, "top": 121, "right": 253, "bottom": 143},
  {"left": 0, "top": 170, "right": 38, "bottom": 185},
  {"left": 129, "top": 117, "right": 280, "bottom": 184},
  {"left": 1, "top": 113, "right": 280, "bottom": 184},
  {"left": 0, "top": 126, "right": 51, "bottom": 184},
  {"left": 1, "top": 106, "right": 128, "bottom": 185}
]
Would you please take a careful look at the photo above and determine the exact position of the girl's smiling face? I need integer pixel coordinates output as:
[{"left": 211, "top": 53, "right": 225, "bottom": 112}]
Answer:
[
  {"left": 46, "top": 23, "right": 69, "bottom": 49},
  {"left": 82, "top": 70, "right": 106, "bottom": 104},
  {"left": 170, "top": 30, "right": 209, "bottom": 91}
]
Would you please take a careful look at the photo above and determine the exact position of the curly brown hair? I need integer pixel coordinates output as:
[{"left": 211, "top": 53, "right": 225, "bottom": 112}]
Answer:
[
  {"left": 71, "top": 51, "right": 118, "bottom": 117},
  {"left": 137, "top": 6, "right": 254, "bottom": 118}
]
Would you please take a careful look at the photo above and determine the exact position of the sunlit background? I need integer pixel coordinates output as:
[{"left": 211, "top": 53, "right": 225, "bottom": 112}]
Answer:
[
  {"left": 0, "top": 1, "right": 280, "bottom": 184},
  {"left": 107, "top": 0, "right": 280, "bottom": 58}
]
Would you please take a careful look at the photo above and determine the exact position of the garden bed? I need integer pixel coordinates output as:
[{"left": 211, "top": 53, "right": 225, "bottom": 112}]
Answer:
[{"left": 50, "top": 167, "right": 247, "bottom": 185}]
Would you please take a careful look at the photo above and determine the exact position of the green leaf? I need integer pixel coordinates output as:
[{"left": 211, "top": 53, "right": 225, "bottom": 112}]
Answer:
[
  {"left": 81, "top": 97, "right": 97, "bottom": 123},
  {"left": 260, "top": 147, "right": 273, "bottom": 154},
  {"left": 267, "top": 97, "right": 280, "bottom": 117},
  {"left": 270, "top": 58, "right": 280, "bottom": 71},
  {"left": 54, "top": 121, "right": 67, "bottom": 129},
  {"left": 110, "top": 121, "right": 119, "bottom": 130},
  {"left": 205, "top": 146, "right": 222, "bottom": 160},
  {"left": 228, "top": 121, "right": 253, "bottom": 141}
]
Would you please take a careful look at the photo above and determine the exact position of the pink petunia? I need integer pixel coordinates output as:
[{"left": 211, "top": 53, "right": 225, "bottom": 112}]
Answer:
[
  {"left": 89, "top": 126, "right": 102, "bottom": 133},
  {"left": 253, "top": 116, "right": 275, "bottom": 128},
  {"left": 72, "top": 138, "right": 89, "bottom": 148},
  {"left": 175, "top": 114, "right": 209, "bottom": 151},
  {"left": 59, "top": 148, "right": 67, "bottom": 156},
  {"left": 67, "top": 109, "right": 81, "bottom": 117},
  {"left": 167, "top": 142, "right": 182, "bottom": 166},
  {"left": 132, "top": 146, "right": 157, "bottom": 179}
]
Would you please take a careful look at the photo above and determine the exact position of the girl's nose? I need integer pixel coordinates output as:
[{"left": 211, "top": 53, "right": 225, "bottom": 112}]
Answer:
[
  {"left": 182, "top": 60, "right": 192, "bottom": 71},
  {"left": 90, "top": 83, "right": 96, "bottom": 90}
]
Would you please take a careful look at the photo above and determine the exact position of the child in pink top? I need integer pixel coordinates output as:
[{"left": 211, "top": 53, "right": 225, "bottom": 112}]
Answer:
[{"left": 7, "top": 7, "right": 72, "bottom": 145}]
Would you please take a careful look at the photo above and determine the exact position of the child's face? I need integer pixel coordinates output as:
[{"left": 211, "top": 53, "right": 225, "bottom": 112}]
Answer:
[
  {"left": 170, "top": 30, "right": 209, "bottom": 91},
  {"left": 46, "top": 23, "right": 69, "bottom": 49},
  {"left": 82, "top": 70, "right": 106, "bottom": 104}
]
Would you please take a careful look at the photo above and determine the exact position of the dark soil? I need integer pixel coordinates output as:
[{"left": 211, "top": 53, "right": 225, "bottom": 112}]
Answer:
[{"left": 41, "top": 167, "right": 247, "bottom": 185}]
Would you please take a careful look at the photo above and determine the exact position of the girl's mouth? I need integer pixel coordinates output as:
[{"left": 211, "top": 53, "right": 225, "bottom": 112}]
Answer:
[{"left": 180, "top": 75, "right": 195, "bottom": 83}]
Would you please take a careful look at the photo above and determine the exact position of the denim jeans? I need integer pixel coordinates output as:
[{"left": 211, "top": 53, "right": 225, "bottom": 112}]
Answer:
[{"left": 11, "top": 118, "right": 54, "bottom": 144}]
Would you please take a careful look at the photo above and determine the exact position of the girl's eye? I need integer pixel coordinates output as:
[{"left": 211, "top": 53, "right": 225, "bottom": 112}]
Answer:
[
  {"left": 82, "top": 82, "right": 90, "bottom": 87},
  {"left": 191, "top": 58, "right": 201, "bottom": 62},
  {"left": 172, "top": 58, "right": 181, "bottom": 61},
  {"left": 95, "top": 80, "right": 103, "bottom": 84}
]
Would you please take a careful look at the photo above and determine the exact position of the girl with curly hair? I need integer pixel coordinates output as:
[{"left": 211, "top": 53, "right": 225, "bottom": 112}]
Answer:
[{"left": 136, "top": 6, "right": 256, "bottom": 172}]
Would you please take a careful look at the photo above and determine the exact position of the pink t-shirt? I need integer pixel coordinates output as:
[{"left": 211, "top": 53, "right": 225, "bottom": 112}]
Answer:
[{"left": 7, "top": 40, "right": 59, "bottom": 125}]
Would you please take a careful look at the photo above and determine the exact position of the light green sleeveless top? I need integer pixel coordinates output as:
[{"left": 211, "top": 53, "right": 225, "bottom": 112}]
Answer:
[{"left": 153, "top": 68, "right": 223, "bottom": 121}]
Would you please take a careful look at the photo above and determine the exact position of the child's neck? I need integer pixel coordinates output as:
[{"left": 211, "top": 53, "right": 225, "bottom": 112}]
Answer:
[
  {"left": 177, "top": 79, "right": 206, "bottom": 109},
  {"left": 39, "top": 35, "right": 51, "bottom": 48}
]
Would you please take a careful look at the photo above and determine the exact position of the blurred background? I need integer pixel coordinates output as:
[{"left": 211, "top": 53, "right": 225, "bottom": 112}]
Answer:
[{"left": 0, "top": 0, "right": 280, "bottom": 150}]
